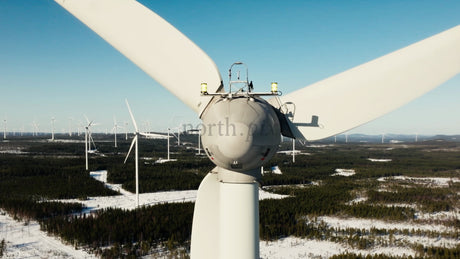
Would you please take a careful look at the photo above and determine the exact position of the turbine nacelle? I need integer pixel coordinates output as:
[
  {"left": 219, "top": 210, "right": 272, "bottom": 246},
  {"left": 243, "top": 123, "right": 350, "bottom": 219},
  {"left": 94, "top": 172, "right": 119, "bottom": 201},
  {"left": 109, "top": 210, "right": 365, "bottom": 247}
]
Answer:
[{"left": 201, "top": 96, "right": 280, "bottom": 175}]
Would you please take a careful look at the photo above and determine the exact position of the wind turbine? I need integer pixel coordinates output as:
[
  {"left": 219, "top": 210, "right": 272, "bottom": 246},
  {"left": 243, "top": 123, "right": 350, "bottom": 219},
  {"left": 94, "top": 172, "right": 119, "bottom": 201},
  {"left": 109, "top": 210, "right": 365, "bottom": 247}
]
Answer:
[
  {"left": 124, "top": 99, "right": 159, "bottom": 207},
  {"left": 51, "top": 117, "right": 56, "bottom": 141},
  {"left": 32, "top": 121, "right": 39, "bottom": 137},
  {"left": 112, "top": 116, "right": 122, "bottom": 148},
  {"left": 53, "top": 1, "right": 460, "bottom": 258},
  {"left": 68, "top": 117, "right": 73, "bottom": 137},
  {"left": 3, "top": 117, "right": 6, "bottom": 140},
  {"left": 84, "top": 119, "right": 93, "bottom": 171},
  {"left": 124, "top": 99, "right": 140, "bottom": 207},
  {"left": 84, "top": 115, "right": 97, "bottom": 152}
]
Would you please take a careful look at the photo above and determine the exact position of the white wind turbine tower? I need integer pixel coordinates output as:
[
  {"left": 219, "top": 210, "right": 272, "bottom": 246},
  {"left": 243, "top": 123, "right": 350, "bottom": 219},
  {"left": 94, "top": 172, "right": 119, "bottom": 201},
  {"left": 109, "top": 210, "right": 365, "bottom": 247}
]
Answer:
[
  {"left": 197, "top": 128, "right": 201, "bottom": 155},
  {"left": 292, "top": 139, "right": 296, "bottom": 163},
  {"left": 167, "top": 128, "right": 170, "bottom": 161},
  {"left": 381, "top": 133, "right": 385, "bottom": 144},
  {"left": 3, "top": 118, "right": 6, "bottom": 140},
  {"left": 54, "top": 1, "right": 460, "bottom": 258},
  {"left": 124, "top": 121, "right": 128, "bottom": 140},
  {"left": 51, "top": 117, "right": 56, "bottom": 141},
  {"left": 68, "top": 118, "right": 73, "bottom": 137}
]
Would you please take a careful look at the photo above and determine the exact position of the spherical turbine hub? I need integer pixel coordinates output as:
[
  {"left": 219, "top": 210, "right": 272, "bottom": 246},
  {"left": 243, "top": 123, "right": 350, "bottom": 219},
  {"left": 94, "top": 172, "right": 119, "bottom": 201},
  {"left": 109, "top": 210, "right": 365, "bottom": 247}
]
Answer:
[{"left": 200, "top": 97, "right": 281, "bottom": 173}]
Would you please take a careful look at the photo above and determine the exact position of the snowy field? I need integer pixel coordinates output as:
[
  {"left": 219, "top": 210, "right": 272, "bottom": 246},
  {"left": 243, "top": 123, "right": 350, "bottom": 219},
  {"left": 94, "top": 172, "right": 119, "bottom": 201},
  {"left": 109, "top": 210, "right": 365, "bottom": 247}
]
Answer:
[
  {"left": 377, "top": 175, "right": 460, "bottom": 187},
  {"left": 0, "top": 210, "right": 96, "bottom": 258},
  {"left": 332, "top": 168, "right": 356, "bottom": 177},
  {"left": 1, "top": 171, "right": 458, "bottom": 258}
]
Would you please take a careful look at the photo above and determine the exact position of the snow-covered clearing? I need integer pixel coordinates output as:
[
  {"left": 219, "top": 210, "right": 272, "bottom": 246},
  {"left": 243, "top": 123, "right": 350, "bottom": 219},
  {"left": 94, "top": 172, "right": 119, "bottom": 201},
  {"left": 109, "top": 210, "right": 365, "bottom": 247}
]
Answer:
[
  {"left": 319, "top": 216, "right": 456, "bottom": 233},
  {"left": 317, "top": 216, "right": 459, "bottom": 252},
  {"left": 332, "top": 168, "right": 356, "bottom": 177},
  {"left": 377, "top": 175, "right": 460, "bottom": 187},
  {"left": 271, "top": 165, "right": 283, "bottom": 175},
  {"left": 67, "top": 170, "right": 288, "bottom": 212},
  {"left": 346, "top": 196, "right": 368, "bottom": 205},
  {"left": 260, "top": 236, "right": 417, "bottom": 258},
  {"left": 368, "top": 158, "right": 392, "bottom": 162},
  {"left": 415, "top": 209, "right": 460, "bottom": 221},
  {"left": 0, "top": 210, "right": 95, "bottom": 259},
  {"left": 260, "top": 237, "right": 347, "bottom": 259}
]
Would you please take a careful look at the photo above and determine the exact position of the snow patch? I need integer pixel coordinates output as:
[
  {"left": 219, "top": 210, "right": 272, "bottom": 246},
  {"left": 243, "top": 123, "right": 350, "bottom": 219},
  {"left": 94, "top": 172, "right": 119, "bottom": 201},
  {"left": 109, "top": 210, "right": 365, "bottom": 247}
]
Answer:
[
  {"left": 0, "top": 210, "right": 95, "bottom": 258},
  {"left": 332, "top": 169, "right": 356, "bottom": 177},
  {"left": 58, "top": 170, "right": 288, "bottom": 213},
  {"left": 271, "top": 166, "right": 283, "bottom": 175},
  {"left": 260, "top": 237, "right": 346, "bottom": 259},
  {"left": 346, "top": 196, "right": 368, "bottom": 205},
  {"left": 319, "top": 216, "right": 456, "bottom": 233},
  {"left": 260, "top": 236, "right": 416, "bottom": 258},
  {"left": 377, "top": 176, "right": 460, "bottom": 187},
  {"left": 368, "top": 158, "right": 392, "bottom": 162}
]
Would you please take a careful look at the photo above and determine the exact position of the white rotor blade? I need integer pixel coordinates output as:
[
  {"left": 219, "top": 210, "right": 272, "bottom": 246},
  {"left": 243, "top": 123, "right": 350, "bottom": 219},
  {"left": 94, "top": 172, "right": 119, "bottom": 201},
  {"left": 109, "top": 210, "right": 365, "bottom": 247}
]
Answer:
[
  {"left": 125, "top": 99, "right": 138, "bottom": 132},
  {"left": 83, "top": 114, "right": 94, "bottom": 127},
  {"left": 89, "top": 132, "right": 97, "bottom": 150},
  {"left": 124, "top": 135, "right": 137, "bottom": 164},
  {"left": 271, "top": 25, "right": 460, "bottom": 141},
  {"left": 54, "top": 0, "right": 222, "bottom": 115}
]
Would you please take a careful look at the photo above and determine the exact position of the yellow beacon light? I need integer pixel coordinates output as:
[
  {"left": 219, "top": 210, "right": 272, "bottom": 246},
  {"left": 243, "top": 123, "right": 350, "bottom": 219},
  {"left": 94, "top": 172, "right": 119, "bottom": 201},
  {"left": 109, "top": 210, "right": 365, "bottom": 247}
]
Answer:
[
  {"left": 201, "top": 82, "right": 208, "bottom": 94},
  {"left": 271, "top": 82, "right": 278, "bottom": 93}
]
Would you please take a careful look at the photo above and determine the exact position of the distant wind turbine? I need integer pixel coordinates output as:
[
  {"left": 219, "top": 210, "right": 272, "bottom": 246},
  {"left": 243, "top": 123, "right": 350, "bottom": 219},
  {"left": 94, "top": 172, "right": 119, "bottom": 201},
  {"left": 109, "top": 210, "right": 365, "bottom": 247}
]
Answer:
[
  {"left": 32, "top": 121, "right": 39, "bottom": 137},
  {"left": 51, "top": 117, "right": 56, "bottom": 141},
  {"left": 3, "top": 118, "right": 6, "bottom": 140},
  {"left": 124, "top": 99, "right": 160, "bottom": 207},
  {"left": 84, "top": 115, "right": 97, "bottom": 152},
  {"left": 68, "top": 117, "right": 73, "bottom": 137},
  {"left": 83, "top": 115, "right": 97, "bottom": 170},
  {"left": 112, "top": 116, "right": 122, "bottom": 148},
  {"left": 198, "top": 129, "right": 201, "bottom": 155},
  {"left": 167, "top": 128, "right": 170, "bottom": 161},
  {"left": 3, "top": 117, "right": 7, "bottom": 140},
  {"left": 84, "top": 119, "right": 93, "bottom": 171}
]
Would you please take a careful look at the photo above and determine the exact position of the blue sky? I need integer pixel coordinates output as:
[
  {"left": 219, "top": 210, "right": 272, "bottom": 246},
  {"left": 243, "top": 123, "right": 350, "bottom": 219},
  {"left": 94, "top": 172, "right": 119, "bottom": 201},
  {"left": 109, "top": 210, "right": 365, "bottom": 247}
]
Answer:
[{"left": 1, "top": 0, "right": 459, "bottom": 136}]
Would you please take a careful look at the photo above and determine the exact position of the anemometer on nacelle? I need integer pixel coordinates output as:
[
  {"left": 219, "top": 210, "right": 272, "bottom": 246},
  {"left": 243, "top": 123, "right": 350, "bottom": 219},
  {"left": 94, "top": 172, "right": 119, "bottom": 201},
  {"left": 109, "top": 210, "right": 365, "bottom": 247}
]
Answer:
[{"left": 200, "top": 62, "right": 281, "bottom": 99}]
